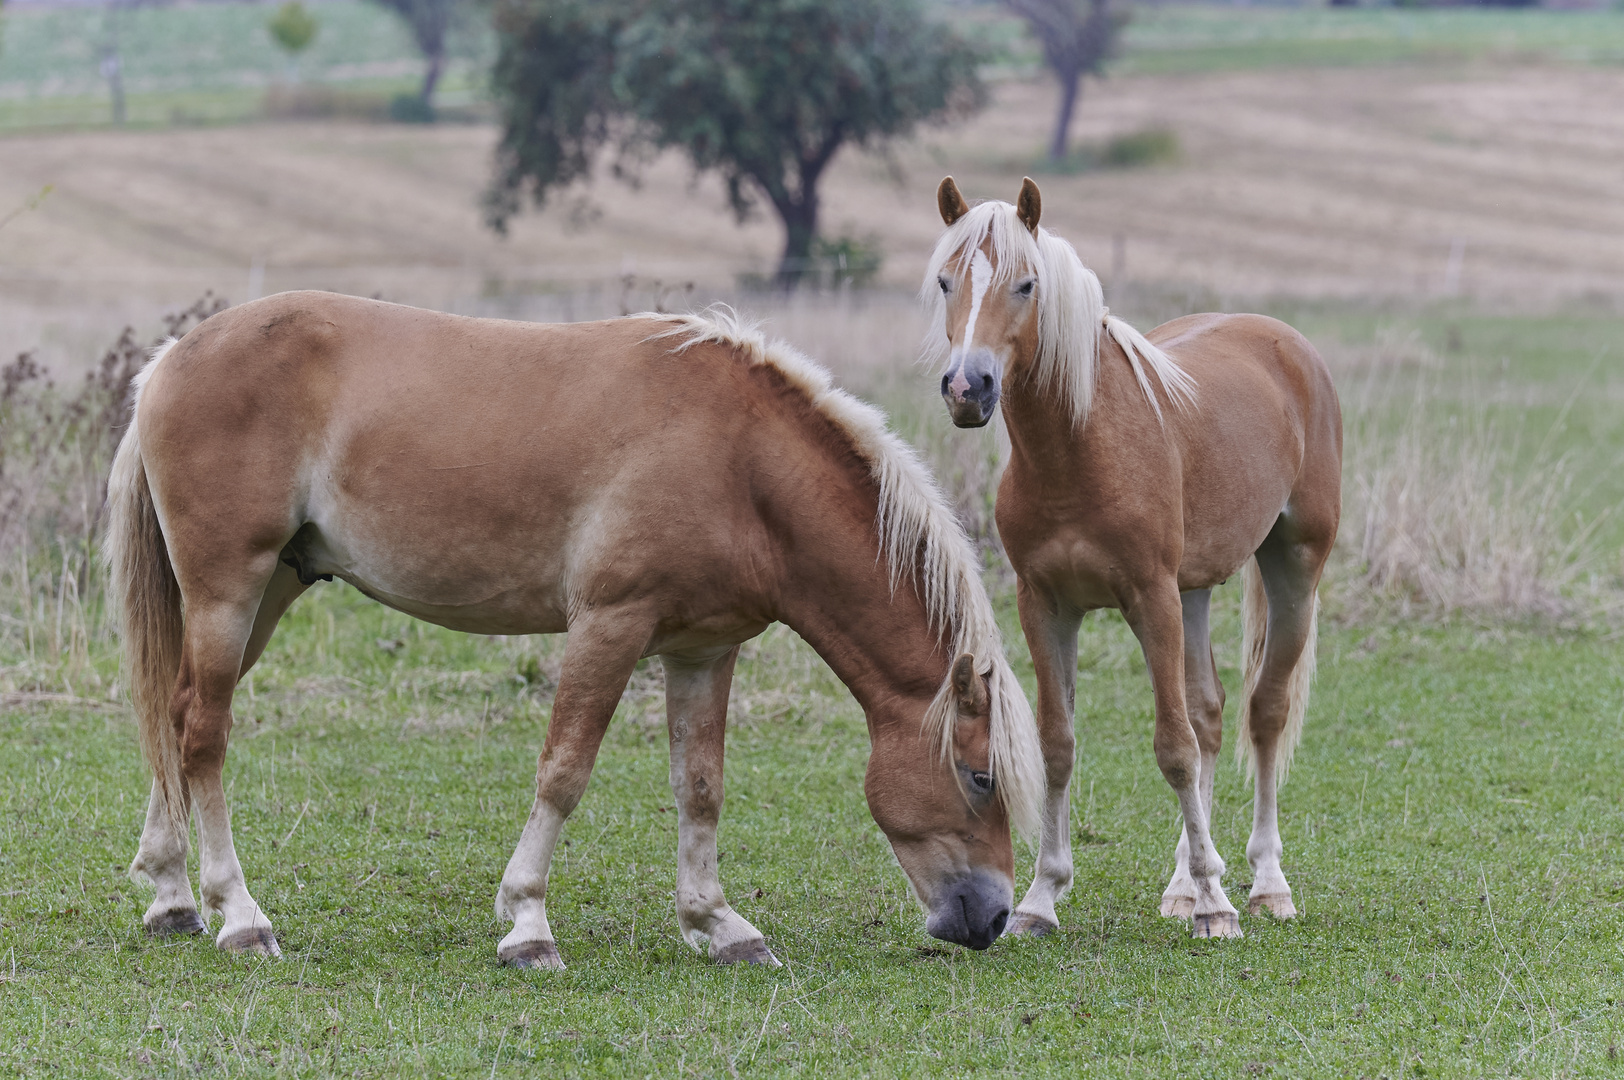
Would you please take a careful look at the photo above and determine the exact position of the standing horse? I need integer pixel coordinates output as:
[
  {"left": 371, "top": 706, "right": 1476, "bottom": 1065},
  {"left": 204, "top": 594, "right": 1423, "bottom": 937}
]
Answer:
[
  {"left": 924, "top": 178, "right": 1341, "bottom": 938},
  {"left": 105, "top": 294, "right": 1043, "bottom": 966}
]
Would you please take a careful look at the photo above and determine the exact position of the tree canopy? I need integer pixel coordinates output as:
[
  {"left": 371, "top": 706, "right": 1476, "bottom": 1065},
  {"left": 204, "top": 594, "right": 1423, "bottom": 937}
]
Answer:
[
  {"left": 1005, "top": 0, "right": 1126, "bottom": 162},
  {"left": 267, "top": 1, "right": 319, "bottom": 58},
  {"left": 485, "top": 0, "right": 985, "bottom": 285},
  {"left": 370, "top": 0, "right": 459, "bottom": 112}
]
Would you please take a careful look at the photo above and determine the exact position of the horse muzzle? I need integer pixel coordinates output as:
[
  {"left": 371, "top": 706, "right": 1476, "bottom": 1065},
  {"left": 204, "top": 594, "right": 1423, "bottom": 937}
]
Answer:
[
  {"left": 941, "top": 360, "right": 1000, "bottom": 429},
  {"left": 924, "top": 870, "right": 1012, "bottom": 950}
]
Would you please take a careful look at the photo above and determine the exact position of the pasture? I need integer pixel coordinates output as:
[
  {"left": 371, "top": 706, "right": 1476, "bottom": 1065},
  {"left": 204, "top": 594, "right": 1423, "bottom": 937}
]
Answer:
[
  {"left": 3, "top": 305, "right": 1624, "bottom": 1076},
  {"left": 4, "top": 4, "right": 1624, "bottom": 1076}
]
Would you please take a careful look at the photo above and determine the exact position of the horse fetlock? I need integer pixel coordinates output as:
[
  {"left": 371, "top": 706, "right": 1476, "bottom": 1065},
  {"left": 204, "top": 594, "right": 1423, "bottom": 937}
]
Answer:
[
  {"left": 1189, "top": 875, "right": 1240, "bottom": 939},
  {"left": 682, "top": 905, "right": 773, "bottom": 965}
]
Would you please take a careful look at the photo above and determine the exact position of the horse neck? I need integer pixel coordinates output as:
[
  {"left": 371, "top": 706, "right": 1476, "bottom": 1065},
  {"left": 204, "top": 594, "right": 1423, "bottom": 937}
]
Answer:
[
  {"left": 769, "top": 471, "right": 948, "bottom": 729},
  {"left": 1002, "top": 330, "right": 1146, "bottom": 481}
]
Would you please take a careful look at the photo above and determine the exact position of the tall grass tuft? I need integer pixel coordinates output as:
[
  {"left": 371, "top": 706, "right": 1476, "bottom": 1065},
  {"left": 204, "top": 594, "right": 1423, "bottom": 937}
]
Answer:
[
  {"left": 1337, "top": 370, "right": 1607, "bottom": 623},
  {"left": 0, "top": 296, "right": 227, "bottom": 698}
]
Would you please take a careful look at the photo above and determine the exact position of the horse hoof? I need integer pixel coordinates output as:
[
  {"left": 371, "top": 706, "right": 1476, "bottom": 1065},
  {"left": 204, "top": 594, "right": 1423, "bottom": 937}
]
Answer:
[
  {"left": 1191, "top": 911, "right": 1243, "bottom": 939},
  {"left": 500, "top": 940, "right": 564, "bottom": 970},
  {"left": 713, "top": 939, "right": 781, "bottom": 967},
  {"left": 218, "top": 926, "right": 281, "bottom": 957},
  {"left": 145, "top": 907, "right": 206, "bottom": 937},
  {"left": 1248, "top": 893, "right": 1297, "bottom": 919},
  {"left": 1005, "top": 912, "right": 1058, "bottom": 938},
  {"left": 1159, "top": 895, "right": 1195, "bottom": 920}
]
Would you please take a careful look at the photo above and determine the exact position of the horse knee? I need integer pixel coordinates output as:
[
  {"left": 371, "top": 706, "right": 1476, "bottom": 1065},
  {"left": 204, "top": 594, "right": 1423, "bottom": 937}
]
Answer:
[
  {"left": 1152, "top": 727, "right": 1200, "bottom": 790},
  {"left": 1040, "top": 729, "right": 1075, "bottom": 787},
  {"left": 1244, "top": 694, "right": 1289, "bottom": 745}
]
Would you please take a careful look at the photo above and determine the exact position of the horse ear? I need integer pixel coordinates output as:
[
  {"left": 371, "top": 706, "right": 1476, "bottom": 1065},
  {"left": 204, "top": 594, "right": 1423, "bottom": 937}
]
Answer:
[
  {"left": 938, "top": 176, "right": 970, "bottom": 226},
  {"left": 951, "top": 653, "right": 990, "bottom": 714},
  {"left": 1016, "top": 177, "right": 1042, "bottom": 235}
]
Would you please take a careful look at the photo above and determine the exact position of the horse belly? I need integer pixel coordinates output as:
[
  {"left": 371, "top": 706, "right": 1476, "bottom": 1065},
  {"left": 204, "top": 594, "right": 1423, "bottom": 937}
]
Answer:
[{"left": 294, "top": 471, "right": 575, "bottom": 636}]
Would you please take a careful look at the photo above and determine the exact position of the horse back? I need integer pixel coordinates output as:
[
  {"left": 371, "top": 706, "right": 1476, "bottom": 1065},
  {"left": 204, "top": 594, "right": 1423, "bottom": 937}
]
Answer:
[{"left": 132, "top": 292, "right": 801, "bottom": 638}]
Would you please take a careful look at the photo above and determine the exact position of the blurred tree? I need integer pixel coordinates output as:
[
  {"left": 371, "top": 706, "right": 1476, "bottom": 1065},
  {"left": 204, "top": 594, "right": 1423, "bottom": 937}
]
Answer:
[
  {"left": 370, "top": 0, "right": 459, "bottom": 115},
  {"left": 484, "top": 0, "right": 984, "bottom": 287},
  {"left": 1005, "top": 0, "right": 1126, "bottom": 162},
  {"left": 267, "top": 1, "right": 319, "bottom": 81}
]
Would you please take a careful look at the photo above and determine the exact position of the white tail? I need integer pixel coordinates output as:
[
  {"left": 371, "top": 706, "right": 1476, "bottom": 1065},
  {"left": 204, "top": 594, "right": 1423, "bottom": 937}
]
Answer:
[{"left": 1236, "top": 557, "right": 1317, "bottom": 785}]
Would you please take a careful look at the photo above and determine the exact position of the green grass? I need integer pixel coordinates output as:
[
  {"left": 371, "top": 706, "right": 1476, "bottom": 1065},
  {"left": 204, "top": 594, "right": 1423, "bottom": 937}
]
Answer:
[
  {"left": 5, "top": 305, "right": 1624, "bottom": 1074},
  {"left": 0, "top": 0, "right": 492, "bottom": 133},
  {"left": 1116, "top": 7, "right": 1624, "bottom": 75},
  {"left": 5, "top": 571, "right": 1624, "bottom": 1076},
  {"left": 6, "top": 3, "right": 1624, "bottom": 133}
]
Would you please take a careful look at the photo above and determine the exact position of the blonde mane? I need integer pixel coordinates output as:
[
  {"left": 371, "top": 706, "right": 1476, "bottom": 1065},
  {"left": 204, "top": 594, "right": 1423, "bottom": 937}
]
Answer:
[
  {"left": 643, "top": 307, "right": 1044, "bottom": 840},
  {"left": 921, "top": 200, "right": 1197, "bottom": 429}
]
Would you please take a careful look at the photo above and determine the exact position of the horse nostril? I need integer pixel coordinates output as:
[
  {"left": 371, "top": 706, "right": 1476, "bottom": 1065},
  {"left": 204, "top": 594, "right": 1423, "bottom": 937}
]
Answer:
[
  {"left": 980, "top": 373, "right": 994, "bottom": 392},
  {"left": 940, "top": 373, "right": 952, "bottom": 396},
  {"left": 989, "top": 908, "right": 1009, "bottom": 940}
]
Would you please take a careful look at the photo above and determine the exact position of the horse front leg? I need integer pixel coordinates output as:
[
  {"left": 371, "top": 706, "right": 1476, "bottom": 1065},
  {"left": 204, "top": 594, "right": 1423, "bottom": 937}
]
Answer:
[
  {"left": 662, "top": 646, "right": 778, "bottom": 966},
  {"left": 1007, "top": 581, "right": 1080, "bottom": 937},
  {"left": 1128, "top": 583, "right": 1240, "bottom": 939},
  {"left": 496, "top": 612, "right": 648, "bottom": 969},
  {"left": 1160, "top": 589, "right": 1224, "bottom": 920}
]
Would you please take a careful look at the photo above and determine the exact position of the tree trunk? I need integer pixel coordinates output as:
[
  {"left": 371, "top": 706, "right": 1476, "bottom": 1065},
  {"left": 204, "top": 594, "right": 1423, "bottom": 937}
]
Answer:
[
  {"left": 774, "top": 194, "right": 819, "bottom": 290},
  {"left": 1049, "top": 67, "right": 1081, "bottom": 162},
  {"left": 420, "top": 49, "right": 444, "bottom": 107}
]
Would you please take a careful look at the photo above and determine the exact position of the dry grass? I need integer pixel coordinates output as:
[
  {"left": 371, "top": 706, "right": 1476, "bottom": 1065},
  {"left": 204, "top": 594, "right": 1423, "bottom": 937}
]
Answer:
[
  {"left": 1332, "top": 355, "right": 1611, "bottom": 624},
  {"left": 0, "top": 296, "right": 225, "bottom": 697},
  {"left": 5, "top": 63, "right": 1624, "bottom": 374}
]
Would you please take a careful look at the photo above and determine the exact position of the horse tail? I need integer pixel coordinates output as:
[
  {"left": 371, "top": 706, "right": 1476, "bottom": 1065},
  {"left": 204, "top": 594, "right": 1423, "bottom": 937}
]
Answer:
[
  {"left": 105, "top": 340, "right": 186, "bottom": 833},
  {"left": 1235, "top": 556, "right": 1317, "bottom": 785}
]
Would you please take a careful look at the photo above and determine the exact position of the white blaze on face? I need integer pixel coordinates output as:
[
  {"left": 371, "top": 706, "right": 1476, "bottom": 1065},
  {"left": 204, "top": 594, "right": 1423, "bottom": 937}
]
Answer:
[{"left": 948, "top": 248, "right": 994, "bottom": 398}]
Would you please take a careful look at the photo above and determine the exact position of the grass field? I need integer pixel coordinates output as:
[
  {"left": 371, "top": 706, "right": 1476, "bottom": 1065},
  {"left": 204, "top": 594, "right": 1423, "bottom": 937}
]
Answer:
[
  {"left": 0, "top": 0, "right": 492, "bottom": 131},
  {"left": 5, "top": 563, "right": 1624, "bottom": 1076},
  {"left": 3, "top": 303, "right": 1624, "bottom": 1076},
  {"left": 4, "top": 4, "right": 1624, "bottom": 1075},
  {"left": 6, "top": 3, "right": 1624, "bottom": 133}
]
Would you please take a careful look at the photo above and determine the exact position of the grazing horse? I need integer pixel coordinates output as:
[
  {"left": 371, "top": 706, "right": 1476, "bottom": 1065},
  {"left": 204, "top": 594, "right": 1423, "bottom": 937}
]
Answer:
[
  {"left": 105, "top": 294, "right": 1043, "bottom": 967},
  {"left": 924, "top": 178, "right": 1341, "bottom": 938}
]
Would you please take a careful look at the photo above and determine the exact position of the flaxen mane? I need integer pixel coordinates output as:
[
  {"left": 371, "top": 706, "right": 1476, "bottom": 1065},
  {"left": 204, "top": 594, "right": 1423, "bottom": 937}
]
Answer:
[
  {"left": 920, "top": 200, "right": 1197, "bottom": 429},
  {"left": 647, "top": 308, "right": 1044, "bottom": 839}
]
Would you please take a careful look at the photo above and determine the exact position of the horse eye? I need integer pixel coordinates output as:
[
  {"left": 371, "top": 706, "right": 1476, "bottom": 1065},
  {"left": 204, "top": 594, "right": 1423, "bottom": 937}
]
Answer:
[
  {"left": 970, "top": 771, "right": 994, "bottom": 794},
  {"left": 938, "top": 277, "right": 951, "bottom": 295},
  {"left": 1016, "top": 280, "right": 1035, "bottom": 297}
]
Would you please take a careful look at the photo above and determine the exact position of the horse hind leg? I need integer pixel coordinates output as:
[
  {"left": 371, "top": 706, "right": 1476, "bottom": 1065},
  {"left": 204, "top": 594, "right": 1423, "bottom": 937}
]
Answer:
[
  {"left": 175, "top": 561, "right": 285, "bottom": 956},
  {"left": 1160, "top": 589, "right": 1225, "bottom": 921},
  {"left": 131, "top": 556, "right": 304, "bottom": 941},
  {"left": 663, "top": 647, "right": 779, "bottom": 966},
  {"left": 132, "top": 780, "right": 202, "bottom": 936},
  {"left": 1239, "top": 535, "right": 1325, "bottom": 920}
]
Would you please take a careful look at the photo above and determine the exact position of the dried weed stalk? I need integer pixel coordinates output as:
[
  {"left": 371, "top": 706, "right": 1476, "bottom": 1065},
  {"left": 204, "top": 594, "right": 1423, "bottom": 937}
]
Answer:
[
  {"left": 0, "top": 295, "right": 227, "bottom": 690},
  {"left": 1338, "top": 373, "right": 1607, "bottom": 623}
]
